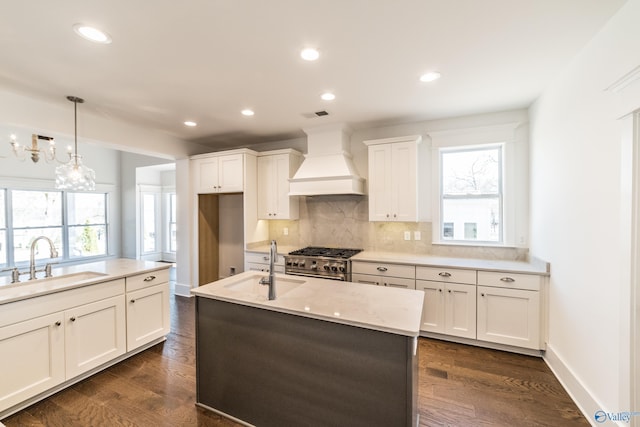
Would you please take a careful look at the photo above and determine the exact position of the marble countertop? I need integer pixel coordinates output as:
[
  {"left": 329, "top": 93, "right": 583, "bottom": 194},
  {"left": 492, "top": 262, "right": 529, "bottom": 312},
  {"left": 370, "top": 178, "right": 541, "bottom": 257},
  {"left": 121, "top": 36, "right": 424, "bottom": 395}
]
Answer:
[
  {"left": 0, "top": 259, "right": 171, "bottom": 304},
  {"left": 351, "top": 251, "right": 550, "bottom": 275},
  {"left": 191, "top": 271, "right": 425, "bottom": 337}
]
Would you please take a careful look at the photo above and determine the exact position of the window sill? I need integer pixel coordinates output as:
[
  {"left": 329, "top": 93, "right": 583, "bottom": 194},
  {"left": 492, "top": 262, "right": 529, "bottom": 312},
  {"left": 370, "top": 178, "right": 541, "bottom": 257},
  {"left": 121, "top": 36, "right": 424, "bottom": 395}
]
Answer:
[{"left": 432, "top": 241, "right": 521, "bottom": 250}]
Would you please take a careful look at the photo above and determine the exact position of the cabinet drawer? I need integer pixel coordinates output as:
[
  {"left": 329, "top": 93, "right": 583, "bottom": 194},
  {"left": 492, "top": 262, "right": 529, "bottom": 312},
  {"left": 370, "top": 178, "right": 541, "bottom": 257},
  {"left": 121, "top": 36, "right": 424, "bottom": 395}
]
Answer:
[
  {"left": 247, "top": 263, "right": 284, "bottom": 274},
  {"left": 416, "top": 266, "right": 476, "bottom": 285},
  {"left": 477, "top": 271, "right": 541, "bottom": 291},
  {"left": 352, "top": 261, "right": 415, "bottom": 279},
  {"left": 351, "top": 273, "right": 415, "bottom": 289},
  {"left": 126, "top": 269, "right": 170, "bottom": 293},
  {"left": 245, "top": 252, "right": 285, "bottom": 266}
]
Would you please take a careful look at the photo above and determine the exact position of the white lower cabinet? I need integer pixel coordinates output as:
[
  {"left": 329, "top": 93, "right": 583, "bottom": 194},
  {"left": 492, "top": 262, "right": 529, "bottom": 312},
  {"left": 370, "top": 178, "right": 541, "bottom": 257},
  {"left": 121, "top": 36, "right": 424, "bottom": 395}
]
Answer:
[
  {"left": 244, "top": 251, "right": 285, "bottom": 273},
  {"left": 126, "top": 282, "right": 170, "bottom": 351},
  {"left": 65, "top": 294, "right": 126, "bottom": 378},
  {"left": 416, "top": 280, "right": 476, "bottom": 339},
  {"left": 0, "top": 312, "right": 65, "bottom": 411},
  {"left": 476, "top": 285, "right": 541, "bottom": 350},
  {"left": 0, "top": 268, "right": 171, "bottom": 417}
]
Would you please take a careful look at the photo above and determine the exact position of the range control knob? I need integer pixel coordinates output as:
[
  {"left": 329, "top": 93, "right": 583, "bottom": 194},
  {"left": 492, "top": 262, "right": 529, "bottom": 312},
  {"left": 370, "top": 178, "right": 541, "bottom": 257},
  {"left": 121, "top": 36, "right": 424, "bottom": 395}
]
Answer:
[
  {"left": 299, "top": 260, "right": 306, "bottom": 267},
  {"left": 323, "top": 264, "right": 331, "bottom": 271},
  {"left": 292, "top": 260, "right": 299, "bottom": 267},
  {"left": 330, "top": 264, "right": 338, "bottom": 272},
  {"left": 311, "top": 262, "right": 318, "bottom": 270},
  {"left": 338, "top": 265, "right": 346, "bottom": 273}
]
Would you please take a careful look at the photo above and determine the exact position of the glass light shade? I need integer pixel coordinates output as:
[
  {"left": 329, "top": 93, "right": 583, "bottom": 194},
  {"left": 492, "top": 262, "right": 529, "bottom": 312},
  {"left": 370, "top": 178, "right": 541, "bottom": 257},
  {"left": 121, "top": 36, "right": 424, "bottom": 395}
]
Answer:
[{"left": 55, "top": 155, "right": 96, "bottom": 191}]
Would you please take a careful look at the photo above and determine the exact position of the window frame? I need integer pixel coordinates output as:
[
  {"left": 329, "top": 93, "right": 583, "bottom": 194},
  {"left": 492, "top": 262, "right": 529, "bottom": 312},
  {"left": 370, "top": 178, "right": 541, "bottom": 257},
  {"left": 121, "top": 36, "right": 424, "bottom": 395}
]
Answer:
[{"left": 429, "top": 122, "right": 526, "bottom": 248}]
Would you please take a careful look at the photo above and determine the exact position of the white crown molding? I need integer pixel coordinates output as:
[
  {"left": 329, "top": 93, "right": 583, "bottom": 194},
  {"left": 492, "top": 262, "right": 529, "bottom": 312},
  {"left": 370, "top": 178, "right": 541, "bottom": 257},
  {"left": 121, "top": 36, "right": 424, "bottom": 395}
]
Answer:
[{"left": 606, "top": 64, "right": 640, "bottom": 93}]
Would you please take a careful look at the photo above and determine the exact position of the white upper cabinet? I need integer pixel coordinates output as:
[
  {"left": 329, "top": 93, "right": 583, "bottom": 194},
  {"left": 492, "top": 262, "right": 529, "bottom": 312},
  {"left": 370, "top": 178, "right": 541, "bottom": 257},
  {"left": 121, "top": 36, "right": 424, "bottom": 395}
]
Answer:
[
  {"left": 364, "top": 135, "right": 426, "bottom": 222},
  {"left": 193, "top": 153, "right": 244, "bottom": 194},
  {"left": 257, "top": 149, "right": 302, "bottom": 220}
]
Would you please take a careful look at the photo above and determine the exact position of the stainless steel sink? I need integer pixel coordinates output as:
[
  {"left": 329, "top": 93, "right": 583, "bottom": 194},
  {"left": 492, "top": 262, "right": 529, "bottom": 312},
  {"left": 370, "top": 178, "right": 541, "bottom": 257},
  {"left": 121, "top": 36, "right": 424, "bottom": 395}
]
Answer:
[{"left": 223, "top": 274, "right": 305, "bottom": 298}]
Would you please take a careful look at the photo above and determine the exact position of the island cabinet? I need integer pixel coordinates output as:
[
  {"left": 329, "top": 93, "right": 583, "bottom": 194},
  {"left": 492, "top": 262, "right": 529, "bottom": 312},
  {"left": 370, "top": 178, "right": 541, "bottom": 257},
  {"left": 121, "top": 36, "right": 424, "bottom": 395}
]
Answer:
[
  {"left": 125, "top": 269, "right": 170, "bottom": 351},
  {"left": 256, "top": 149, "right": 302, "bottom": 219},
  {"left": 351, "top": 260, "right": 416, "bottom": 289},
  {"left": 196, "top": 296, "right": 418, "bottom": 427},
  {"left": 0, "top": 278, "right": 126, "bottom": 413},
  {"left": 476, "top": 271, "right": 542, "bottom": 350},
  {"left": 363, "top": 135, "right": 425, "bottom": 222},
  {"left": 416, "top": 267, "right": 477, "bottom": 339},
  {"left": 193, "top": 153, "right": 244, "bottom": 194}
]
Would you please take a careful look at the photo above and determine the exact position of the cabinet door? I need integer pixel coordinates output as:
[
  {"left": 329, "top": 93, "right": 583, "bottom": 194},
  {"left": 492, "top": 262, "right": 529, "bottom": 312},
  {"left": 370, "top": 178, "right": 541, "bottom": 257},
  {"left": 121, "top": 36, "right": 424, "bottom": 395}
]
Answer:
[
  {"left": 416, "top": 280, "right": 445, "bottom": 333},
  {"left": 444, "top": 282, "right": 476, "bottom": 339},
  {"left": 65, "top": 295, "right": 126, "bottom": 378},
  {"left": 196, "top": 157, "right": 220, "bottom": 193},
  {"left": 391, "top": 141, "right": 417, "bottom": 222},
  {"left": 257, "top": 156, "right": 276, "bottom": 218},
  {"left": 0, "top": 312, "right": 65, "bottom": 413},
  {"left": 127, "top": 282, "right": 170, "bottom": 351},
  {"left": 273, "top": 154, "right": 297, "bottom": 218},
  {"left": 218, "top": 154, "right": 244, "bottom": 192},
  {"left": 477, "top": 286, "right": 541, "bottom": 349},
  {"left": 367, "top": 144, "right": 393, "bottom": 221}
]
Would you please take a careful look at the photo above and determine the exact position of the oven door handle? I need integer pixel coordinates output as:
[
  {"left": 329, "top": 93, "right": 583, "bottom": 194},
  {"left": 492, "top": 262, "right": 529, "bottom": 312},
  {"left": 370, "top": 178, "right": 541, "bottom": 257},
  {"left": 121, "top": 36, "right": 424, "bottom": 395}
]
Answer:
[{"left": 284, "top": 270, "right": 346, "bottom": 281}]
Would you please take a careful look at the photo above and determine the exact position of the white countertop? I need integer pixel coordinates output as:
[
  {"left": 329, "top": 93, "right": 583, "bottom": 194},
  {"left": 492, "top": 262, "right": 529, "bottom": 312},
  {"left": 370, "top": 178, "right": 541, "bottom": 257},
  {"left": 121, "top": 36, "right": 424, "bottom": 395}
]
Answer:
[
  {"left": 0, "top": 259, "right": 171, "bottom": 304},
  {"left": 352, "top": 251, "right": 550, "bottom": 275},
  {"left": 191, "top": 271, "right": 425, "bottom": 337}
]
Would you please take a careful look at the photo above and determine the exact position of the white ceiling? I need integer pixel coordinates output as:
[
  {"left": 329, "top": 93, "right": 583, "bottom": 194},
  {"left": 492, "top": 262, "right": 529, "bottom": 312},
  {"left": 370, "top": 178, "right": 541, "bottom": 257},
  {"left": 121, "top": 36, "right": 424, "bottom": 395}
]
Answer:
[{"left": 0, "top": 0, "right": 627, "bottom": 150}]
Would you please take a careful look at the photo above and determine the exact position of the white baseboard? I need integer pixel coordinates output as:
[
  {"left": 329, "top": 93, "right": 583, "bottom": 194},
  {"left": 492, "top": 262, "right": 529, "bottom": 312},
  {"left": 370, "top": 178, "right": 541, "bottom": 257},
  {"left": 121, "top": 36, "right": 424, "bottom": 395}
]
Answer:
[
  {"left": 543, "top": 344, "right": 620, "bottom": 426},
  {"left": 174, "top": 282, "right": 193, "bottom": 297}
]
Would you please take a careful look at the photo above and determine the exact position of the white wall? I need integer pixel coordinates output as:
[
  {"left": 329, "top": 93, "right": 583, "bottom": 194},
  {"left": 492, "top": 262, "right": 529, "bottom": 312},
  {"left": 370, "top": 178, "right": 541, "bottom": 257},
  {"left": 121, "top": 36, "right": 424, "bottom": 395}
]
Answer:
[{"left": 529, "top": 0, "right": 640, "bottom": 418}]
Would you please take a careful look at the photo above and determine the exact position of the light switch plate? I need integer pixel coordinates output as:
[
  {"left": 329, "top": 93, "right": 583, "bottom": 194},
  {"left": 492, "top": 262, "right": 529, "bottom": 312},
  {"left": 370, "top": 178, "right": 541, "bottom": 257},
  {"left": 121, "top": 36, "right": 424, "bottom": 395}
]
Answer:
[
  {"left": 414, "top": 231, "right": 421, "bottom": 241},
  {"left": 404, "top": 231, "right": 411, "bottom": 241},
  {"left": 283, "top": 227, "right": 289, "bottom": 236}
]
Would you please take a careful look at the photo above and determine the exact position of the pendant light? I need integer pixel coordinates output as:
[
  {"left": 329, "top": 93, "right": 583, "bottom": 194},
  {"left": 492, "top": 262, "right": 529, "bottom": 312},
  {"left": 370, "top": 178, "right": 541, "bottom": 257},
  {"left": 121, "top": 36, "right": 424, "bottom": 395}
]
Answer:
[{"left": 55, "top": 96, "right": 96, "bottom": 191}]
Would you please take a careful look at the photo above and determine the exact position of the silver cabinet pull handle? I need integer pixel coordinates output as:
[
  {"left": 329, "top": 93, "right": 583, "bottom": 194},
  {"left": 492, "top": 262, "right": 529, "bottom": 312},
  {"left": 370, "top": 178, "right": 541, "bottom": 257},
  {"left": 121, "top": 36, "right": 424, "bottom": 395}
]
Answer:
[
  {"left": 130, "top": 299, "right": 136, "bottom": 303},
  {"left": 263, "top": 256, "right": 269, "bottom": 261},
  {"left": 376, "top": 266, "right": 388, "bottom": 272},
  {"left": 500, "top": 277, "right": 515, "bottom": 283},
  {"left": 143, "top": 275, "right": 156, "bottom": 282},
  {"left": 438, "top": 272, "right": 451, "bottom": 278},
  {"left": 70, "top": 317, "right": 76, "bottom": 322},
  {"left": 448, "top": 289, "right": 452, "bottom": 293},
  {"left": 481, "top": 293, "right": 486, "bottom": 297},
  {"left": 55, "top": 321, "right": 61, "bottom": 326}
]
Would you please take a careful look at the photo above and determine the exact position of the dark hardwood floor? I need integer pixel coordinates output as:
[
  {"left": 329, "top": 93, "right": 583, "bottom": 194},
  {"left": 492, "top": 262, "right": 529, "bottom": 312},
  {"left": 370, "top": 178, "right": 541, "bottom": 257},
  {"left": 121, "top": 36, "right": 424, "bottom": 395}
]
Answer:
[{"left": 3, "top": 286, "right": 588, "bottom": 427}]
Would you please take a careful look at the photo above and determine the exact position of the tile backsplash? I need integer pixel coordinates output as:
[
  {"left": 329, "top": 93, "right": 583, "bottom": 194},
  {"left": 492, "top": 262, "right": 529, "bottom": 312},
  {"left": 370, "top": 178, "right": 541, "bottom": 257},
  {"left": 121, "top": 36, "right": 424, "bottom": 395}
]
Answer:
[{"left": 268, "top": 195, "right": 527, "bottom": 261}]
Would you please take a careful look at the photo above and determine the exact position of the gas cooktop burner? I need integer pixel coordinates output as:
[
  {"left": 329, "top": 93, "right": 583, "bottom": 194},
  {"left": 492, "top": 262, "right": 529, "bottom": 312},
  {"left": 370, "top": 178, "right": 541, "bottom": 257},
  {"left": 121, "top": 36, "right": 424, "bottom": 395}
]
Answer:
[{"left": 288, "top": 247, "right": 363, "bottom": 259}]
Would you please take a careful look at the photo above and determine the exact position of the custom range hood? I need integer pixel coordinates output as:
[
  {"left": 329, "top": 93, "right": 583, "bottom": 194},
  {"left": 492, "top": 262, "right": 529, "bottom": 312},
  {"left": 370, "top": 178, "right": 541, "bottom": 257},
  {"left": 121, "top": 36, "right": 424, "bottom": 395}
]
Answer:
[{"left": 289, "top": 124, "right": 365, "bottom": 196}]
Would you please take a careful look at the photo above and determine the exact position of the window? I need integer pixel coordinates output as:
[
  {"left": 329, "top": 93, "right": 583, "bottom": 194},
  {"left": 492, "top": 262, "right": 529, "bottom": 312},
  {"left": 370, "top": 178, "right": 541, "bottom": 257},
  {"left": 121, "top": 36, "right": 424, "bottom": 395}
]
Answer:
[
  {"left": 168, "top": 193, "right": 177, "bottom": 253},
  {"left": 0, "top": 188, "right": 109, "bottom": 268},
  {"left": 67, "top": 192, "right": 108, "bottom": 258},
  {"left": 440, "top": 145, "right": 502, "bottom": 243},
  {"left": 0, "top": 190, "right": 6, "bottom": 266}
]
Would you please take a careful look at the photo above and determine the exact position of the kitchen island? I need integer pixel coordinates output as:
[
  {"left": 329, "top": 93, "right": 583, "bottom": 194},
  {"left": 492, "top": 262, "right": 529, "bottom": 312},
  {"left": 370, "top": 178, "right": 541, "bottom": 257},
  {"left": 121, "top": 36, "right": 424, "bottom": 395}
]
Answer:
[{"left": 192, "top": 271, "right": 424, "bottom": 427}]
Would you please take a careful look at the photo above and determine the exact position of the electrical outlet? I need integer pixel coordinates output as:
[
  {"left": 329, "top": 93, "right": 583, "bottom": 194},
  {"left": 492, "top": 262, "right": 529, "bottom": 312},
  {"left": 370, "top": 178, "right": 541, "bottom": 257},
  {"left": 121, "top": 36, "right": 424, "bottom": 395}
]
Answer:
[
  {"left": 283, "top": 227, "right": 289, "bottom": 236},
  {"left": 404, "top": 231, "right": 411, "bottom": 241},
  {"left": 230, "top": 267, "right": 236, "bottom": 275},
  {"left": 414, "top": 231, "right": 421, "bottom": 241}
]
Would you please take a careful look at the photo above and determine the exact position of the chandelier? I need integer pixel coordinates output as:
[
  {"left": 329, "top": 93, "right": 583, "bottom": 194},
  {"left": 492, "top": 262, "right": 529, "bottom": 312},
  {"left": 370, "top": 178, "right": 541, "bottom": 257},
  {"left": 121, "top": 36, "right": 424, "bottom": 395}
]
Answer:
[
  {"left": 55, "top": 96, "right": 96, "bottom": 191},
  {"left": 9, "top": 133, "right": 63, "bottom": 163}
]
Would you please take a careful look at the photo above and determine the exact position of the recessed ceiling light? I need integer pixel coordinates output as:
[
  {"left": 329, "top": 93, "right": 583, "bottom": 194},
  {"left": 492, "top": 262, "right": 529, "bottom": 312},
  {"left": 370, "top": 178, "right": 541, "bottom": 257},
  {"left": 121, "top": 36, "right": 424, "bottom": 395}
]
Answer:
[
  {"left": 73, "top": 23, "right": 112, "bottom": 44},
  {"left": 419, "top": 71, "right": 441, "bottom": 82},
  {"left": 184, "top": 121, "right": 197, "bottom": 127},
  {"left": 241, "top": 109, "right": 255, "bottom": 116},
  {"left": 300, "top": 48, "right": 320, "bottom": 61},
  {"left": 321, "top": 92, "right": 335, "bottom": 101}
]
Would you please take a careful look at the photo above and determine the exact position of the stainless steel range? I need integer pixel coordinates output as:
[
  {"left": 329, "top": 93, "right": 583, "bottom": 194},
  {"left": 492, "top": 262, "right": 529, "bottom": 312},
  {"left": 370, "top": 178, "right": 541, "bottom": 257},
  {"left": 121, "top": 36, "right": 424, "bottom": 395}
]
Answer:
[{"left": 284, "top": 247, "right": 363, "bottom": 281}]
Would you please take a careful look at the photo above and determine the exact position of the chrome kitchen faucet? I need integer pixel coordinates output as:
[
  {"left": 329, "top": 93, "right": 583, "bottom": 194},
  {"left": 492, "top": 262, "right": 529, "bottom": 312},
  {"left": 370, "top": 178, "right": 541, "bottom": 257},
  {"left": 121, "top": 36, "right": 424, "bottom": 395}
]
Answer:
[{"left": 259, "top": 240, "right": 277, "bottom": 300}]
